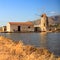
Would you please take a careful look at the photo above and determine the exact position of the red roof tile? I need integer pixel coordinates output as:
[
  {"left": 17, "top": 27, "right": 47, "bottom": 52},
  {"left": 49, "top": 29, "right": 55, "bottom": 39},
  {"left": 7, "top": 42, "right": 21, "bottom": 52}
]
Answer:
[{"left": 9, "top": 22, "right": 34, "bottom": 26}]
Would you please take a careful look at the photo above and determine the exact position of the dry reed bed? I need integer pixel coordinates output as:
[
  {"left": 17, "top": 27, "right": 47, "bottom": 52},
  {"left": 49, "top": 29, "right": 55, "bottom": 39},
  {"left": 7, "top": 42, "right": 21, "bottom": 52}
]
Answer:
[{"left": 0, "top": 36, "right": 60, "bottom": 60}]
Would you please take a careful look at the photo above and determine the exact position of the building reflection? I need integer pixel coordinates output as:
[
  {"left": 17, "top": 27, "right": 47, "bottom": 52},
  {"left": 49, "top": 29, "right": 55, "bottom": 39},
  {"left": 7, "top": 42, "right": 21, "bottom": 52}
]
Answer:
[{"left": 40, "top": 32, "right": 47, "bottom": 48}]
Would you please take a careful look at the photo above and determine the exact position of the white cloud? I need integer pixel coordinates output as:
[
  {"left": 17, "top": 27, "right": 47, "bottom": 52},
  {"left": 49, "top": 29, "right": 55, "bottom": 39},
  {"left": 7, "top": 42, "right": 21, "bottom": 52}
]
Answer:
[{"left": 49, "top": 11, "right": 57, "bottom": 14}]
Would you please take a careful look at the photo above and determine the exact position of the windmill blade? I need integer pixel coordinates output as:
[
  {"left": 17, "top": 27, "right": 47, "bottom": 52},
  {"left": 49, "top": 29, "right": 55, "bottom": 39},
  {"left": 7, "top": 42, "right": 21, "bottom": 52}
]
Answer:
[
  {"left": 35, "top": 14, "right": 41, "bottom": 16},
  {"left": 38, "top": 7, "right": 46, "bottom": 14},
  {"left": 34, "top": 7, "right": 47, "bottom": 19},
  {"left": 34, "top": 13, "right": 41, "bottom": 19}
]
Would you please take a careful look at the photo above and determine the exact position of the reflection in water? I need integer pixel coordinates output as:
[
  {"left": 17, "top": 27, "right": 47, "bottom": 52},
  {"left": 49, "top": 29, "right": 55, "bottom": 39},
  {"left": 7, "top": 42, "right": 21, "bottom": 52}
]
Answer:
[{"left": 40, "top": 32, "right": 47, "bottom": 48}]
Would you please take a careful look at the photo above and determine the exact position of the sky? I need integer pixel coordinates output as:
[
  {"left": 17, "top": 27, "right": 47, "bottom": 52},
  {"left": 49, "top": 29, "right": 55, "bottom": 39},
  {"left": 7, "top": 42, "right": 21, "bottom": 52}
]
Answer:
[{"left": 0, "top": 0, "right": 60, "bottom": 26}]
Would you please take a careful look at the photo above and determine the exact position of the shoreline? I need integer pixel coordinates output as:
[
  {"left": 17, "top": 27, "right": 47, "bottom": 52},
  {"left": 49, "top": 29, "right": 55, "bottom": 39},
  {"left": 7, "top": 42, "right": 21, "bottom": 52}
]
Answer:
[
  {"left": 0, "top": 36, "right": 60, "bottom": 60},
  {"left": 0, "top": 31, "right": 60, "bottom": 33}
]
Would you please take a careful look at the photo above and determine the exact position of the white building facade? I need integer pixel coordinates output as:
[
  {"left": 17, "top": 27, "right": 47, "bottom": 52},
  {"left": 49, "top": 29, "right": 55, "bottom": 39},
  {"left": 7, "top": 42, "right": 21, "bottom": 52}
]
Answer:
[{"left": 7, "top": 22, "right": 34, "bottom": 32}]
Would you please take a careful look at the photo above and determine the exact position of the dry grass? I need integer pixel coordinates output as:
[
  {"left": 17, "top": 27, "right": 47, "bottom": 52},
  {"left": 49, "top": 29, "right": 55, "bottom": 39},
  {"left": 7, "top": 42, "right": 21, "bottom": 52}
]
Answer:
[{"left": 0, "top": 36, "right": 60, "bottom": 60}]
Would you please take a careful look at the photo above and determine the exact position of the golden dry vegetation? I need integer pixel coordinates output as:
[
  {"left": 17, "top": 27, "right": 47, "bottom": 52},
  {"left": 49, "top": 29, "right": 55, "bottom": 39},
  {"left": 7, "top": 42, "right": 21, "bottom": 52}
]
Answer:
[{"left": 0, "top": 36, "right": 60, "bottom": 60}]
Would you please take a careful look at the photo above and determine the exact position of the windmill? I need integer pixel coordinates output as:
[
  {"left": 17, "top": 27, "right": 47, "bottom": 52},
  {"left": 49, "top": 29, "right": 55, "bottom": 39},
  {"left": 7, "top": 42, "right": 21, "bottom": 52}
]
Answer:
[
  {"left": 34, "top": 7, "right": 59, "bottom": 32},
  {"left": 35, "top": 7, "right": 58, "bottom": 18},
  {"left": 34, "top": 7, "right": 50, "bottom": 32}
]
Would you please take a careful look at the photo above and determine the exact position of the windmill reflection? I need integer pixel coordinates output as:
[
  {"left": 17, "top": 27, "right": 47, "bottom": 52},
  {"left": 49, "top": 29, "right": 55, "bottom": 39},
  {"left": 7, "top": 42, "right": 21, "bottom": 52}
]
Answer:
[{"left": 40, "top": 32, "right": 47, "bottom": 48}]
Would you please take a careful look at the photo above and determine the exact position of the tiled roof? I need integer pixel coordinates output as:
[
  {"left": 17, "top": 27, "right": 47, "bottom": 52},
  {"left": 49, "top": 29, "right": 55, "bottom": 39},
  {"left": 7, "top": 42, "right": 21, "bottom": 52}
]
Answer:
[{"left": 9, "top": 22, "right": 34, "bottom": 26}]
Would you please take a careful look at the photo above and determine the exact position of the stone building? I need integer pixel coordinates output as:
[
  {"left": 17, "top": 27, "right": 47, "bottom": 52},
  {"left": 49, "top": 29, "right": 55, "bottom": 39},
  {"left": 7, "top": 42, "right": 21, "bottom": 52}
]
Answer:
[
  {"left": 6, "top": 14, "right": 49, "bottom": 32},
  {"left": 7, "top": 22, "right": 34, "bottom": 32},
  {"left": 40, "top": 14, "right": 49, "bottom": 31},
  {"left": 2, "top": 26, "right": 6, "bottom": 32}
]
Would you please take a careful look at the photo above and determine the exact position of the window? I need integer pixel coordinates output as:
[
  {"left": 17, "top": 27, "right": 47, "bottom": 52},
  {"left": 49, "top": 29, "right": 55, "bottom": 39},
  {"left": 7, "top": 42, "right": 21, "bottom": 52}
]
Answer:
[
  {"left": 44, "top": 23, "right": 45, "bottom": 26},
  {"left": 28, "top": 26, "right": 30, "bottom": 28}
]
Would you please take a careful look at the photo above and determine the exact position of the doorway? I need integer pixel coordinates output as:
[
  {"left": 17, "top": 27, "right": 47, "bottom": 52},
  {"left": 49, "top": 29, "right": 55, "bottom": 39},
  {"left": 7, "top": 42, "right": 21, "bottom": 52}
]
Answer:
[
  {"left": 18, "top": 26, "right": 21, "bottom": 31},
  {"left": 34, "top": 27, "right": 41, "bottom": 32}
]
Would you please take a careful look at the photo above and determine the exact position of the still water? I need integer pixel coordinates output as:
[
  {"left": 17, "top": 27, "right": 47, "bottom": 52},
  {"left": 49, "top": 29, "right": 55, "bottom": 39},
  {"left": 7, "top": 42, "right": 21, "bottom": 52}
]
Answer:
[{"left": 0, "top": 32, "right": 60, "bottom": 56}]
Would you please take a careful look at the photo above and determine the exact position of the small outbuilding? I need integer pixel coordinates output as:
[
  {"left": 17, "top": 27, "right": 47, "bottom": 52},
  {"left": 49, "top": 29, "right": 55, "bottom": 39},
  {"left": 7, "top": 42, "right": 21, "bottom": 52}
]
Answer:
[{"left": 2, "top": 26, "right": 6, "bottom": 32}]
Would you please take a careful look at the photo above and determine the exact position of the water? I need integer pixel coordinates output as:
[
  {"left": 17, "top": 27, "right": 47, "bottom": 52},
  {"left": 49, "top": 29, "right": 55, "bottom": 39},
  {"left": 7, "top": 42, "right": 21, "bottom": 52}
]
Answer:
[{"left": 0, "top": 32, "right": 60, "bottom": 56}]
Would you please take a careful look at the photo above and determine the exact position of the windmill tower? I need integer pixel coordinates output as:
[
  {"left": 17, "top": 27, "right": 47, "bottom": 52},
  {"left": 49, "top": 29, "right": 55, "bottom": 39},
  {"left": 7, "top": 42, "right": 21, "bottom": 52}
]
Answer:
[
  {"left": 34, "top": 7, "right": 55, "bottom": 32},
  {"left": 40, "top": 13, "right": 49, "bottom": 32}
]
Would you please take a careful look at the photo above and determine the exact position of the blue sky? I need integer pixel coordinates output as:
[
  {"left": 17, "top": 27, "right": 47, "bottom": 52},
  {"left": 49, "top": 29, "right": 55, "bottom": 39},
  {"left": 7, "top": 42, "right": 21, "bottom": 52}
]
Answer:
[{"left": 0, "top": 0, "right": 60, "bottom": 26}]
